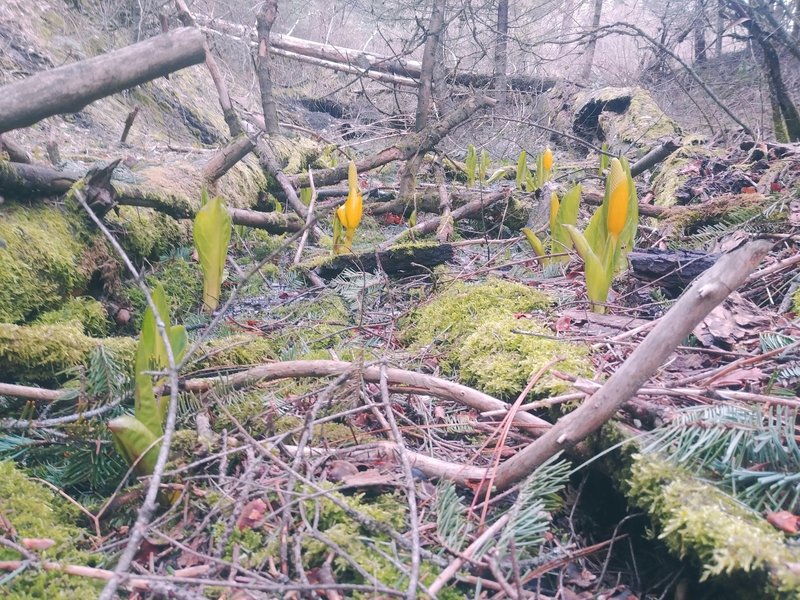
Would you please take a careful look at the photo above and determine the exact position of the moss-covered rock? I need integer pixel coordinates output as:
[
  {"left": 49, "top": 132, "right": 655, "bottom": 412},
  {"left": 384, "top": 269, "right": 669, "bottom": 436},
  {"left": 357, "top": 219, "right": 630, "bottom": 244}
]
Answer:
[
  {"left": 0, "top": 461, "right": 102, "bottom": 598},
  {"left": 402, "top": 278, "right": 590, "bottom": 398},
  {"left": 34, "top": 297, "right": 110, "bottom": 337},
  {"left": 573, "top": 87, "right": 681, "bottom": 154},
  {"left": 0, "top": 203, "right": 90, "bottom": 324},
  {"left": 627, "top": 455, "right": 800, "bottom": 597}
]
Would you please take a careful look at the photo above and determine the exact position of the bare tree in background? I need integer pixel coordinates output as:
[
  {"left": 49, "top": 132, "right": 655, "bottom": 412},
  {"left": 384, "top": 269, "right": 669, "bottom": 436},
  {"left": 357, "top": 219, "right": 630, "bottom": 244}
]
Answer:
[
  {"left": 581, "top": 0, "right": 603, "bottom": 79},
  {"left": 494, "top": 0, "right": 509, "bottom": 104},
  {"left": 693, "top": 0, "right": 708, "bottom": 63},
  {"left": 256, "top": 0, "right": 280, "bottom": 135}
]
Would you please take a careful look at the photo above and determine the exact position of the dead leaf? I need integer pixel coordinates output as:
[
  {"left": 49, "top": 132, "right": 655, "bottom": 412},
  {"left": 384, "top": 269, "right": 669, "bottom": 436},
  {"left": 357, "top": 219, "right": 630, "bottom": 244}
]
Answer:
[
  {"left": 766, "top": 510, "right": 800, "bottom": 534},
  {"left": 236, "top": 498, "right": 267, "bottom": 531}
]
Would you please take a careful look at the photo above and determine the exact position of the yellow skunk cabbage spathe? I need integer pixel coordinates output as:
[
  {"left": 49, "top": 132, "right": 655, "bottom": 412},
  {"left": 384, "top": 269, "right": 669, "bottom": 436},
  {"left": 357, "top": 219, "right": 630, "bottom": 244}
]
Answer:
[
  {"left": 333, "top": 161, "right": 363, "bottom": 253},
  {"left": 193, "top": 189, "right": 232, "bottom": 311},
  {"left": 606, "top": 158, "right": 629, "bottom": 238},
  {"left": 542, "top": 146, "right": 553, "bottom": 174}
]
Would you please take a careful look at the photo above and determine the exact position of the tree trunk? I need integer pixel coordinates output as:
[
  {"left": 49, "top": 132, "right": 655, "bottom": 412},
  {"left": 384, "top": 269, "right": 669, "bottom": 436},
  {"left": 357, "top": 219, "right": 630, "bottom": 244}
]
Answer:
[
  {"left": 715, "top": 0, "right": 724, "bottom": 57},
  {"left": 0, "top": 28, "right": 205, "bottom": 134},
  {"left": 494, "top": 0, "right": 509, "bottom": 104},
  {"left": 694, "top": 0, "right": 708, "bottom": 63},
  {"left": 581, "top": 0, "right": 603, "bottom": 79},
  {"left": 557, "top": 0, "right": 577, "bottom": 60},
  {"left": 255, "top": 0, "right": 280, "bottom": 135},
  {"left": 399, "top": 0, "right": 446, "bottom": 203}
]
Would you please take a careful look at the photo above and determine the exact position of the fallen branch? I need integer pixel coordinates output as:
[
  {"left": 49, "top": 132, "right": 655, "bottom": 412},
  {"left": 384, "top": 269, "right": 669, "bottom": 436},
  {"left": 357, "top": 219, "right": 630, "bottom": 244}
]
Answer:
[
  {"left": 175, "top": 359, "right": 552, "bottom": 431},
  {"left": 0, "top": 28, "right": 206, "bottom": 134},
  {"left": 379, "top": 189, "right": 511, "bottom": 249},
  {"left": 490, "top": 239, "right": 773, "bottom": 492}
]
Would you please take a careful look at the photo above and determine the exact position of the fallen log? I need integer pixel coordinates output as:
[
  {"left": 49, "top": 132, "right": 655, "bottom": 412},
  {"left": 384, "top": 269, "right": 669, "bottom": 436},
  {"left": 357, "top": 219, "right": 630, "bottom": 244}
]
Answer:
[
  {"left": 0, "top": 28, "right": 206, "bottom": 134},
  {"left": 198, "top": 16, "right": 557, "bottom": 93},
  {"left": 0, "top": 160, "right": 302, "bottom": 234},
  {"left": 628, "top": 248, "right": 719, "bottom": 290}
]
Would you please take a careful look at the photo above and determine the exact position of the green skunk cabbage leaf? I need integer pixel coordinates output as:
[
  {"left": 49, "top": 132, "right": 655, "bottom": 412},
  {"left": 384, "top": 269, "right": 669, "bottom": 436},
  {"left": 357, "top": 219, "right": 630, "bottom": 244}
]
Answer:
[
  {"left": 516, "top": 151, "right": 527, "bottom": 191},
  {"left": 599, "top": 143, "right": 609, "bottom": 175},
  {"left": 465, "top": 144, "right": 477, "bottom": 188},
  {"left": 300, "top": 187, "right": 312, "bottom": 206},
  {"left": 108, "top": 415, "right": 160, "bottom": 476},
  {"left": 564, "top": 225, "right": 611, "bottom": 313},
  {"left": 522, "top": 228, "right": 547, "bottom": 260},
  {"left": 194, "top": 195, "right": 232, "bottom": 311},
  {"left": 479, "top": 149, "right": 490, "bottom": 184}
]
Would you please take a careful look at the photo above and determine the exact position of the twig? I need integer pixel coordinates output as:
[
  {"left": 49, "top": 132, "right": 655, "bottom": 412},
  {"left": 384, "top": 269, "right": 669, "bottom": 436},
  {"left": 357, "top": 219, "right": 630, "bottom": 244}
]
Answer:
[{"left": 292, "top": 167, "right": 317, "bottom": 264}]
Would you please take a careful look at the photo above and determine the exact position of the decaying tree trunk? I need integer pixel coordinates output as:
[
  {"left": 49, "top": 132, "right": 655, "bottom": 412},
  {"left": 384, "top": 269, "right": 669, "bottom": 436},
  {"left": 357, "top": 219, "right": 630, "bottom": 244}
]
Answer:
[
  {"left": 0, "top": 28, "right": 206, "bottom": 134},
  {"left": 315, "top": 244, "right": 455, "bottom": 279}
]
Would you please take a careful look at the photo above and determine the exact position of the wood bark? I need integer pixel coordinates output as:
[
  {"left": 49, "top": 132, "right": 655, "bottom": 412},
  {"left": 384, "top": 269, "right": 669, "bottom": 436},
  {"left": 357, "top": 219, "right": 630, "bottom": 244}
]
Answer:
[
  {"left": 693, "top": 0, "right": 708, "bottom": 63},
  {"left": 287, "top": 95, "right": 495, "bottom": 189},
  {"left": 491, "top": 239, "right": 772, "bottom": 492},
  {"left": 202, "top": 135, "right": 254, "bottom": 182},
  {"left": 255, "top": 0, "right": 280, "bottom": 135},
  {"left": 0, "top": 28, "right": 206, "bottom": 134},
  {"left": 581, "top": 0, "right": 603, "bottom": 79},
  {"left": 315, "top": 243, "right": 455, "bottom": 279},
  {"left": 494, "top": 0, "right": 509, "bottom": 104}
]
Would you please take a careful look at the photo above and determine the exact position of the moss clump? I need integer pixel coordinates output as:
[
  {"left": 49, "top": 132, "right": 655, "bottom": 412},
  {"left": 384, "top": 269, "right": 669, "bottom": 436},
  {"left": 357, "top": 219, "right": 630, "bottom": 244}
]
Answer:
[
  {"left": 627, "top": 455, "right": 800, "bottom": 596},
  {"left": 457, "top": 313, "right": 590, "bottom": 397},
  {"left": 403, "top": 278, "right": 551, "bottom": 349},
  {"left": 0, "top": 461, "right": 102, "bottom": 598},
  {"left": 199, "top": 334, "right": 279, "bottom": 368},
  {"left": 0, "top": 322, "right": 135, "bottom": 384},
  {"left": 34, "top": 297, "right": 110, "bottom": 337},
  {"left": 104, "top": 205, "right": 185, "bottom": 260},
  {"left": 792, "top": 288, "right": 800, "bottom": 315},
  {"left": 0, "top": 203, "right": 90, "bottom": 324}
]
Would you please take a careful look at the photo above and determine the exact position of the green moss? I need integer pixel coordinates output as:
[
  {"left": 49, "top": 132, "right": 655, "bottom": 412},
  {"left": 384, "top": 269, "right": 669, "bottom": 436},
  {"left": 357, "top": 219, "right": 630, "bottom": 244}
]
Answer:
[
  {"left": 0, "top": 322, "right": 135, "bottom": 384},
  {"left": 34, "top": 297, "right": 110, "bottom": 337},
  {"left": 403, "top": 278, "right": 550, "bottom": 348},
  {"left": 627, "top": 455, "right": 800, "bottom": 596},
  {"left": 792, "top": 288, "right": 800, "bottom": 315},
  {"left": 650, "top": 144, "right": 716, "bottom": 208},
  {"left": 199, "top": 334, "right": 279, "bottom": 368},
  {"left": 105, "top": 205, "right": 186, "bottom": 260},
  {"left": 0, "top": 203, "right": 90, "bottom": 324},
  {"left": 0, "top": 461, "right": 102, "bottom": 599},
  {"left": 457, "top": 313, "right": 590, "bottom": 397},
  {"left": 123, "top": 256, "right": 202, "bottom": 328}
]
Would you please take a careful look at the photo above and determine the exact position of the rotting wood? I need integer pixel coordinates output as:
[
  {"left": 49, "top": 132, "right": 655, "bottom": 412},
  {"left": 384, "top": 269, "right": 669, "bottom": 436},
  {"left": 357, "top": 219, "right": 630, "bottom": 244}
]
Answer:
[
  {"left": 314, "top": 243, "right": 455, "bottom": 279},
  {"left": 202, "top": 135, "right": 254, "bottom": 183},
  {"left": 0, "top": 28, "right": 206, "bottom": 134},
  {"left": 287, "top": 95, "right": 495, "bottom": 189},
  {"left": 0, "top": 134, "right": 31, "bottom": 163},
  {"left": 490, "top": 239, "right": 773, "bottom": 492},
  {"left": 629, "top": 248, "right": 719, "bottom": 289}
]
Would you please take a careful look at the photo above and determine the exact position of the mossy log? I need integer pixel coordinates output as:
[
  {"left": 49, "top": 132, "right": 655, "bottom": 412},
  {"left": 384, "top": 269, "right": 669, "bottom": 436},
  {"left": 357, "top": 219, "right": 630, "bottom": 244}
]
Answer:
[{"left": 0, "top": 159, "right": 302, "bottom": 234}]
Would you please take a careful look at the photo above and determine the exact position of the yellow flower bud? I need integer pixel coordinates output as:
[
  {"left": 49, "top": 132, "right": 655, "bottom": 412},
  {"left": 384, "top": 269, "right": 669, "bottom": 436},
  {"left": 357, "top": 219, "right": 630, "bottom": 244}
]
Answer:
[
  {"left": 606, "top": 158, "right": 628, "bottom": 238},
  {"left": 542, "top": 147, "right": 553, "bottom": 173},
  {"left": 336, "top": 204, "right": 348, "bottom": 229},
  {"left": 344, "top": 161, "right": 363, "bottom": 232}
]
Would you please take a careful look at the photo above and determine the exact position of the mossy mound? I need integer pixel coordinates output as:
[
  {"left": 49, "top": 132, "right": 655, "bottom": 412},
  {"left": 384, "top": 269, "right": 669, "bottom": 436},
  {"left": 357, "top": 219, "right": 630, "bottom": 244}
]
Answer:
[
  {"left": 0, "top": 321, "right": 135, "bottom": 385},
  {"left": 793, "top": 288, "right": 800, "bottom": 315},
  {"left": 650, "top": 141, "right": 716, "bottom": 208},
  {"left": 457, "top": 313, "right": 590, "bottom": 397},
  {"left": 33, "top": 297, "right": 110, "bottom": 337},
  {"left": 627, "top": 455, "right": 800, "bottom": 597},
  {"left": 0, "top": 461, "right": 102, "bottom": 598},
  {"left": 0, "top": 203, "right": 91, "bottom": 324},
  {"left": 403, "top": 278, "right": 590, "bottom": 398}
]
